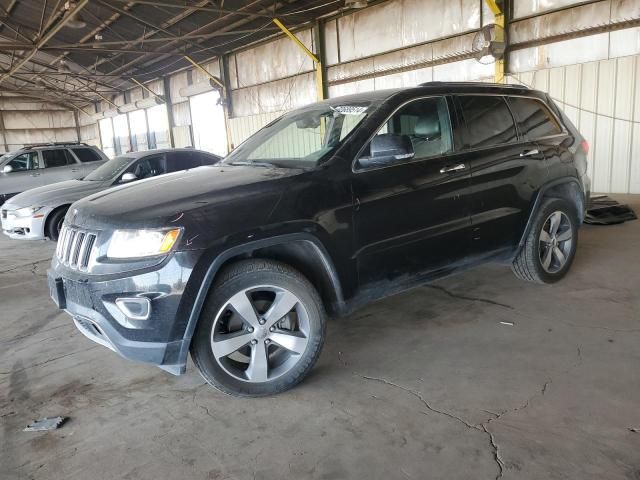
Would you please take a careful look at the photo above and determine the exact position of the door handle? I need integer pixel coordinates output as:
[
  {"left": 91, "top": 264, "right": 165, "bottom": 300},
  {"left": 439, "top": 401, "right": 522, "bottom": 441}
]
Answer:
[
  {"left": 520, "top": 149, "right": 540, "bottom": 157},
  {"left": 30, "top": 173, "right": 40, "bottom": 177},
  {"left": 71, "top": 168, "right": 79, "bottom": 172},
  {"left": 440, "top": 163, "right": 466, "bottom": 174}
]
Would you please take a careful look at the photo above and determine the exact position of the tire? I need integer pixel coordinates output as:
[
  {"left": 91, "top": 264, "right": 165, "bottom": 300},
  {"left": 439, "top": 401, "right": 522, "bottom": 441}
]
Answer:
[
  {"left": 190, "top": 259, "right": 326, "bottom": 397},
  {"left": 512, "top": 197, "right": 579, "bottom": 284},
  {"left": 46, "top": 207, "right": 68, "bottom": 241}
]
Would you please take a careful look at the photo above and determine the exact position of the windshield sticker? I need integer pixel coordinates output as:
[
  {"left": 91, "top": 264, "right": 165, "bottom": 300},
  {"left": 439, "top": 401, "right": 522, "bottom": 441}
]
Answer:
[{"left": 331, "top": 105, "right": 368, "bottom": 115}]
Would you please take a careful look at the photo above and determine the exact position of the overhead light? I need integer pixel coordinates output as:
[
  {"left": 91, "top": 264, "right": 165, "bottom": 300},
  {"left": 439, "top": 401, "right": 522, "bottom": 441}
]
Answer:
[
  {"left": 58, "top": 59, "right": 71, "bottom": 73},
  {"left": 94, "top": 33, "right": 103, "bottom": 41},
  {"left": 63, "top": 1, "right": 87, "bottom": 29},
  {"left": 345, "top": 0, "right": 367, "bottom": 8}
]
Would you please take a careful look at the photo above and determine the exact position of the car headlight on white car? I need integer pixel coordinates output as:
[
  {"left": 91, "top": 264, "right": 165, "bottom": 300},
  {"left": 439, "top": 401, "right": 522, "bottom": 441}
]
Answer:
[
  {"left": 107, "top": 228, "right": 182, "bottom": 259},
  {"left": 13, "top": 206, "right": 44, "bottom": 218}
]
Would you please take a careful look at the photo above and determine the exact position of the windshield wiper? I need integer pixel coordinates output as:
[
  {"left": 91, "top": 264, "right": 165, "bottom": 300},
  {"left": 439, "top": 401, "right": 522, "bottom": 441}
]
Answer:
[{"left": 227, "top": 161, "right": 275, "bottom": 168}]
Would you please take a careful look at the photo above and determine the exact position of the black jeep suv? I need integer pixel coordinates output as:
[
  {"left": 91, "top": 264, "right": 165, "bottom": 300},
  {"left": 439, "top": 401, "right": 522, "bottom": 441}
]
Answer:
[{"left": 48, "top": 82, "right": 590, "bottom": 396}]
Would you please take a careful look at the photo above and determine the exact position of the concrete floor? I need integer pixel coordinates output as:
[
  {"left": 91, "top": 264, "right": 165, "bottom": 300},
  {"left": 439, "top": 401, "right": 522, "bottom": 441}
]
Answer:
[{"left": 1, "top": 197, "right": 639, "bottom": 480}]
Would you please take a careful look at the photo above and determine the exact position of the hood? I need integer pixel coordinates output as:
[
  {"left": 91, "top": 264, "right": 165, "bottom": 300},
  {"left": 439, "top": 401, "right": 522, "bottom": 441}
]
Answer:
[
  {"left": 71, "top": 164, "right": 303, "bottom": 230},
  {"left": 4, "top": 179, "right": 110, "bottom": 209}
]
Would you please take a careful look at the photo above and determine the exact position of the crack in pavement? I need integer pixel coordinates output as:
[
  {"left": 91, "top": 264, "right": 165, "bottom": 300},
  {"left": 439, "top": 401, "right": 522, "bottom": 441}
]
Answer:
[
  {"left": 357, "top": 346, "right": 583, "bottom": 480},
  {"left": 0, "top": 346, "right": 99, "bottom": 377},
  {"left": 423, "top": 284, "right": 514, "bottom": 310},
  {"left": 359, "top": 374, "right": 504, "bottom": 479},
  {"left": 0, "top": 258, "right": 51, "bottom": 275}
]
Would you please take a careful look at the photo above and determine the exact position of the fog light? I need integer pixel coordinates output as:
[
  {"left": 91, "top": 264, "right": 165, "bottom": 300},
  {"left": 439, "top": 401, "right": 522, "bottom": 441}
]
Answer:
[{"left": 115, "top": 297, "right": 151, "bottom": 320}]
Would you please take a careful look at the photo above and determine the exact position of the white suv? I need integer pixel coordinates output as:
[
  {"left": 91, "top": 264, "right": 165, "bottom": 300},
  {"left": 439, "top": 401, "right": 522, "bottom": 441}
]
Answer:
[{"left": 0, "top": 143, "right": 108, "bottom": 205}]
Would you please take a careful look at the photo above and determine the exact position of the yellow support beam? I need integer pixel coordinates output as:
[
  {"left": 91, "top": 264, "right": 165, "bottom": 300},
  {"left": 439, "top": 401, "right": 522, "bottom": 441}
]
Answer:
[
  {"left": 131, "top": 78, "right": 165, "bottom": 103},
  {"left": 484, "top": 0, "right": 505, "bottom": 83},
  {"left": 183, "top": 56, "right": 225, "bottom": 89},
  {"left": 484, "top": 0, "right": 502, "bottom": 16},
  {"left": 273, "top": 18, "right": 324, "bottom": 101},
  {"left": 182, "top": 55, "right": 233, "bottom": 153}
]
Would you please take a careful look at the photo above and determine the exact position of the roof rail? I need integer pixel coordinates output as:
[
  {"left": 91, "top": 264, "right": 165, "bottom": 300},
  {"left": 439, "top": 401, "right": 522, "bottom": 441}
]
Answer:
[
  {"left": 22, "top": 142, "right": 88, "bottom": 150},
  {"left": 419, "top": 81, "right": 529, "bottom": 89}
]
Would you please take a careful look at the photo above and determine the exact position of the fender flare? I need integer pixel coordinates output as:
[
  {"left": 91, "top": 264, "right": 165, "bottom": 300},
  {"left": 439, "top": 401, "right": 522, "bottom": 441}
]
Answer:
[
  {"left": 514, "top": 176, "right": 585, "bottom": 257},
  {"left": 174, "top": 233, "right": 344, "bottom": 369}
]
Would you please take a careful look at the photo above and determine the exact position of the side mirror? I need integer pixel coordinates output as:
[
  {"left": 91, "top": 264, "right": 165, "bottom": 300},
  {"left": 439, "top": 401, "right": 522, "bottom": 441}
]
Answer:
[
  {"left": 358, "top": 134, "right": 415, "bottom": 169},
  {"left": 2, "top": 165, "right": 13, "bottom": 174},
  {"left": 120, "top": 172, "right": 138, "bottom": 183}
]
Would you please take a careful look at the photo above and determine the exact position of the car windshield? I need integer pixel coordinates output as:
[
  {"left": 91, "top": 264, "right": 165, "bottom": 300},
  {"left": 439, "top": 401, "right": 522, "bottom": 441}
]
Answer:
[
  {"left": 83, "top": 156, "right": 134, "bottom": 181},
  {"left": 222, "top": 102, "right": 372, "bottom": 169}
]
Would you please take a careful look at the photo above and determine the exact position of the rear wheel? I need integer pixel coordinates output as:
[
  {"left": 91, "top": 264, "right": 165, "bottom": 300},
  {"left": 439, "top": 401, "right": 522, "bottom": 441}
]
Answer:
[
  {"left": 512, "top": 198, "right": 579, "bottom": 284},
  {"left": 190, "top": 259, "right": 326, "bottom": 397},
  {"left": 46, "top": 207, "right": 68, "bottom": 241}
]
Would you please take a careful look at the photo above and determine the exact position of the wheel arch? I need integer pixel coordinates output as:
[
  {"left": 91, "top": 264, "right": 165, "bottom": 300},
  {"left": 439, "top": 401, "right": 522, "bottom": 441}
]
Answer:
[
  {"left": 175, "top": 233, "right": 344, "bottom": 371},
  {"left": 514, "top": 177, "right": 585, "bottom": 259},
  {"left": 44, "top": 203, "right": 71, "bottom": 238}
]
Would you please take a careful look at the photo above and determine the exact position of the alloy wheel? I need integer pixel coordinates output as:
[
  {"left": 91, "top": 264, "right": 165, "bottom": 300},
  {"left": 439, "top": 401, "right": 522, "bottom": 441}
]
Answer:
[
  {"left": 539, "top": 210, "right": 573, "bottom": 273},
  {"left": 210, "top": 285, "right": 310, "bottom": 383}
]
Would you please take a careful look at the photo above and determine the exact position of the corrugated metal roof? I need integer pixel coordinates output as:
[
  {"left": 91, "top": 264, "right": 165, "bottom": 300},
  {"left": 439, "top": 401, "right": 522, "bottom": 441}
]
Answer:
[{"left": 0, "top": 0, "right": 341, "bottom": 106}]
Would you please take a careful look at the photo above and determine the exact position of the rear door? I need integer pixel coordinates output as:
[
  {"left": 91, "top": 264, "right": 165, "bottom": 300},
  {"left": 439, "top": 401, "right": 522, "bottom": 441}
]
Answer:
[
  {"left": 40, "top": 148, "right": 83, "bottom": 185},
  {"left": 0, "top": 151, "right": 43, "bottom": 195},
  {"left": 506, "top": 95, "right": 569, "bottom": 185},
  {"left": 351, "top": 95, "right": 472, "bottom": 285},
  {"left": 453, "top": 94, "right": 543, "bottom": 259}
]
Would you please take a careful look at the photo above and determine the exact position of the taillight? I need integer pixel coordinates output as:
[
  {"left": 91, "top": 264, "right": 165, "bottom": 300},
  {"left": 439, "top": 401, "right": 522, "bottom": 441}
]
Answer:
[{"left": 580, "top": 139, "right": 589, "bottom": 156}]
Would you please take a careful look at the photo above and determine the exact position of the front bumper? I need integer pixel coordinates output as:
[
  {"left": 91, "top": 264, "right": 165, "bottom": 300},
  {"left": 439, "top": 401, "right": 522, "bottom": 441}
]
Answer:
[
  {"left": 1, "top": 207, "right": 50, "bottom": 240},
  {"left": 48, "top": 249, "right": 203, "bottom": 375}
]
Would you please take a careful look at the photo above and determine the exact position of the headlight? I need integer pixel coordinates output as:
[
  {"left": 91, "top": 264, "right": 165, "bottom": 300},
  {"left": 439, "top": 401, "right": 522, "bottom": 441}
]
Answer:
[
  {"left": 14, "top": 206, "right": 43, "bottom": 218},
  {"left": 107, "top": 228, "right": 182, "bottom": 259}
]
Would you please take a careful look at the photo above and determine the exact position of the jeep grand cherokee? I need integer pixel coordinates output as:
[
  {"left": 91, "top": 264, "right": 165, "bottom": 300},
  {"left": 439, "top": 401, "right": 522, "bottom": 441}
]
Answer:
[{"left": 48, "top": 82, "right": 590, "bottom": 397}]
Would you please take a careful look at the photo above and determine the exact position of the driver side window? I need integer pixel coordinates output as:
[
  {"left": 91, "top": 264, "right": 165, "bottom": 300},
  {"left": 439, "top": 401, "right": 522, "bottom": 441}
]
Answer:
[
  {"left": 7, "top": 152, "right": 39, "bottom": 172},
  {"left": 122, "top": 155, "right": 166, "bottom": 182},
  {"left": 356, "top": 96, "right": 453, "bottom": 171}
]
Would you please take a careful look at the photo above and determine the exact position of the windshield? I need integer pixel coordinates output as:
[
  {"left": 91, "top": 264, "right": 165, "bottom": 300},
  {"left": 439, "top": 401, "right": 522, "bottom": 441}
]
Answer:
[
  {"left": 84, "top": 156, "right": 134, "bottom": 181},
  {"left": 223, "top": 102, "right": 371, "bottom": 168}
]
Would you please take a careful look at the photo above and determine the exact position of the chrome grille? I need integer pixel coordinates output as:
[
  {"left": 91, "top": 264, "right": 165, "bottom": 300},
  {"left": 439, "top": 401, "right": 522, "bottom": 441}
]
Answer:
[{"left": 56, "top": 225, "right": 96, "bottom": 270}]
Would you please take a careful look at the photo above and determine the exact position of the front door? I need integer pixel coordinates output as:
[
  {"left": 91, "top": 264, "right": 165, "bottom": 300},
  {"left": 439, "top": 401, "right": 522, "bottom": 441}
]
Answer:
[
  {"left": 352, "top": 96, "right": 472, "bottom": 287},
  {"left": 0, "top": 151, "right": 43, "bottom": 197}
]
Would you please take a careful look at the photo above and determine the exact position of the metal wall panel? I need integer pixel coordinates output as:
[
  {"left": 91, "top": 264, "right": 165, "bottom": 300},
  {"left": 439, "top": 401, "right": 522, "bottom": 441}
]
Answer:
[
  {"left": 3, "top": 110, "right": 76, "bottom": 129},
  {"left": 513, "top": 0, "right": 592, "bottom": 20},
  {"left": 510, "top": 2, "right": 612, "bottom": 44},
  {"left": 172, "top": 101, "right": 192, "bottom": 127},
  {"left": 230, "top": 72, "right": 316, "bottom": 117},
  {"left": 232, "top": 29, "right": 314, "bottom": 88},
  {"left": 335, "top": 0, "right": 481, "bottom": 63},
  {"left": 509, "top": 54, "right": 640, "bottom": 193},
  {"left": 509, "top": 33, "right": 611, "bottom": 72},
  {"left": 169, "top": 71, "right": 190, "bottom": 104}
]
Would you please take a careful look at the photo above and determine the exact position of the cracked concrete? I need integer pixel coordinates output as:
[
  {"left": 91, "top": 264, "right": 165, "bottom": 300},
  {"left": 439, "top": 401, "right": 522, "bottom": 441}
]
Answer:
[{"left": 1, "top": 196, "right": 640, "bottom": 480}]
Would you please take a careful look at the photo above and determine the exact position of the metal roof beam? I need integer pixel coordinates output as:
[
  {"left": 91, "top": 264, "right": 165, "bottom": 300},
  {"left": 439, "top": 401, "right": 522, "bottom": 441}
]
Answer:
[{"left": 0, "top": 0, "right": 89, "bottom": 85}]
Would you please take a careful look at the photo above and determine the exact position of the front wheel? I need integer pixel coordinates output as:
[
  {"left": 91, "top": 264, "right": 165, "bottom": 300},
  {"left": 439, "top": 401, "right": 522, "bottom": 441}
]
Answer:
[
  {"left": 512, "top": 198, "right": 579, "bottom": 284},
  {"left": 190, "top": 259, "right": 326, "bottom": 397},
  {"left": 46, "top": 207, "right": 68, "bottom": 241}
]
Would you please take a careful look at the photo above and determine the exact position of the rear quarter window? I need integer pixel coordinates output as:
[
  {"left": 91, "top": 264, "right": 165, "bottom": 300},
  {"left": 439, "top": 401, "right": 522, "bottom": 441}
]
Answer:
[
  {"left": 507, "top": 97, "right": 563, "bottom": 139},
  {"left": 72, "top": 148, "right": 102, "bottom": 163}
]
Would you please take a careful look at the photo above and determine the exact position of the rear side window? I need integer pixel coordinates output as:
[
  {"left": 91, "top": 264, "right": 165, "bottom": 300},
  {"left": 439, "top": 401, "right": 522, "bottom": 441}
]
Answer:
[
  {"left": 507, "top": 97, "right": 563, "bottom": 139},
  {"left": 457, "top": 95, "right": 518, "bottom": 149},
  {"left": 42, "top": 149, "right": 75, "bottom": 168},
  {"left": 72, "top": 147, "right": 102, "bottom": 163},
  {"left": 166, "top": 151, "right": 202, "bottom": 172}
]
